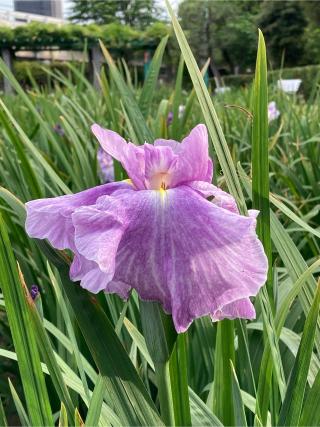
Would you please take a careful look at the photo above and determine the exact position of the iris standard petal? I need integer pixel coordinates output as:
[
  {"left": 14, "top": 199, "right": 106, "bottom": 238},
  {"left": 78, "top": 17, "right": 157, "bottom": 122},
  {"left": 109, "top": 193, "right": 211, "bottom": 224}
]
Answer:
[
  {"left": 144, "top": 144, "right": 178, "bottom": 190},
  {"left": 170, "top": 124, "right": 213, "bottom": 186},
  {"left": 96, "top": 185, "right": 268, "bottom": 332},
  {"left": 153, "top": 126, "right": 214, "bottom": 187},
  {"left": 92, "top": 124, "right": 146, "bottom": 189},
  {"left": 91, "top": 124, "right": 127, "bottom": 161},
  {"left": 25, "top": 182, "right": 131, "bottom": 250}
]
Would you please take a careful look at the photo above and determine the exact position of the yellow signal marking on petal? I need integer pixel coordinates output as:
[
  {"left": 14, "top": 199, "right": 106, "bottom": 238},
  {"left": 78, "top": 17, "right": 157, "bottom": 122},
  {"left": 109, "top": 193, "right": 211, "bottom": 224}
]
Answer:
[
  {"left": 159, "top": 187, "right": 168, "bottom": 203},
  {"left": 122, "top": 179, "right": 133, "bottom": 185}
]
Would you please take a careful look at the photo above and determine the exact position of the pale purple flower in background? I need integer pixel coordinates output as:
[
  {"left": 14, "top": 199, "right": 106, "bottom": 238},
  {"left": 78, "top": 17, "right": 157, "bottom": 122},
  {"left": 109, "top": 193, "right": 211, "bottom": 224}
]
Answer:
[
  {"left": 268, "top": 101, "right": 280, "bottom": 122},
  {"left": 30, "top": 285, "right": 39, "bottom": 300},
  {"left": 25, "top": 124, "right": 268, "bottom": 332},
  {"left": 97, "top": 147, "right": 115, "bottom": 183},
  {"left": 167, "top": 105, "right": 185, "bottom": 125},
  {"left": 167, "top": 111, "right": 173, "bottom": 125},
  {"left": 53, "top": 123, "right": 65, "bottom": 137}
]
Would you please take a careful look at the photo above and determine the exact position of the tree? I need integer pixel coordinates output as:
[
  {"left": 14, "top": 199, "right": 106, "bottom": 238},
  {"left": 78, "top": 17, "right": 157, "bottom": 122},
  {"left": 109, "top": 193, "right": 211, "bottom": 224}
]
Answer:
[
  {"left": 178, "top": 0, "right": 258, "bottom": 75},
  {"left": 257, "top": 0, "right": 307, "bottom": 67},
  {"left": 70, "top": 0, "right": 160, "bottom": 29}
]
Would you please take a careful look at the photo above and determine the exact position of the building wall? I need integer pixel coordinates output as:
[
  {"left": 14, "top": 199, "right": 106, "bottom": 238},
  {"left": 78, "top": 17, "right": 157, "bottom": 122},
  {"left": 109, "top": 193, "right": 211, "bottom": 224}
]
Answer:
[{"left": 14, "top": 0, "right": 62, "bottom": 18}]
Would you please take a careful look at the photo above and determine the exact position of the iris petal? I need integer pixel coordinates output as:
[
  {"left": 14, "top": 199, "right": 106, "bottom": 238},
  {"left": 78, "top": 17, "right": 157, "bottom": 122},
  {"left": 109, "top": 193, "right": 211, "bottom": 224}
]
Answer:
[
  {"left": 25, "top": 182, "right": 131, "bottom": 250},
  {"left": 83, "top": 186, "right": 267, "bottom": 332},
  {"left": 25, "top": 124, "right": 268, "bottom": 332}
]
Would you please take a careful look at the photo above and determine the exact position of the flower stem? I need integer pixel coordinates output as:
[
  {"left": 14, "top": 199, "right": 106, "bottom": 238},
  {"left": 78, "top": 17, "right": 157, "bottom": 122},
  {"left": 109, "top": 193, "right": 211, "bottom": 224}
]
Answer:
[{"left": 155, "top": 361, "right": 175, "bottom": 426}]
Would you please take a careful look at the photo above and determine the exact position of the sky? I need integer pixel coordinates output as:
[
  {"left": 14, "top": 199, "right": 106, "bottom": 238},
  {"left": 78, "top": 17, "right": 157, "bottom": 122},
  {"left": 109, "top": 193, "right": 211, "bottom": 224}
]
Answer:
[{"left": 0, "top": 0, "right": 179, "bottom": 18}]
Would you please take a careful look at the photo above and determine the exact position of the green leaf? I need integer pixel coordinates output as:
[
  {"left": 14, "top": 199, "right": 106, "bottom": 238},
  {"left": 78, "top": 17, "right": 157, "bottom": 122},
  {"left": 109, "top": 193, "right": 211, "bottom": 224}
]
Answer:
[
  {"left": 213, "top": 320, "right": 235, "bottom": 426},
  {"left": 189, "top": 388, "right": 223, "bottom": 427},
  {"left": 0, "top": 108, "right": 42, "bottom": 199},
  {"left": 171, "top": 56, "right": 184, "bottom": 139},
  {"left": 139, "top": 36, "right": 169, "bottom": 118},
  {"left": 74, "top": 408, "right": 84, "bottom": 427},
  {"left": 238, "top": 164, "right": 320, "bottom": 354},
  {"left": 165, "top": 0, "right": 246, "bottom": 213},
  {"left": 27, "top": 279, "right": 75, "bottom": 421},
  {"left": 251, "top": 30, "right": 273, "bottom": 301},
  {"left": 0, "top": 186, "right": 26, "bottom": 224},
  {"left": 230, "top": 361, "right": 247, "bottom": 427},
  {"left": 36, "top": 239, "right": 163, "bottom": 427},
  {"left": 299, "top": 367, "right": 320, "bottom": 426},
  {"left": 99, "top": 41, "right": 154, "bottom": 144},
  {"left": 139, "top": 301, "right": 176, "bottom": 426},
  {"left": 123, "top": 317, "right": 154, "bottom": 368},
  {"left": 140, "top": 301, "right": 176, "bottom": 364},
  {"left": 170, "top": 334, "right": 191, "bottom": 426},
  {"left": 8, "top": 379, "right": 31, "bottom": 427},
  {"left": 0, "top": 396, "right": 7, "bottom": 427},
  {"left": 0, "top": 58, "right": 72, "bottom": 175},
  {"left": 47, "top": 263, "right": 90, "bottom": 401},
  {"left": 85, "top": 375, "right": 106, "bottom": 427},
  {"left": 0, "top": 98, "right": 71, "bottom": 195},
  {"left": 0, "top": 214, "right": 53, "bottom": 426},
  {"left": 59, "top": 403, "right": 68, "bottom": 427},
  {"left": 278, "top": 283, "right": 320, "bottom": 426}
]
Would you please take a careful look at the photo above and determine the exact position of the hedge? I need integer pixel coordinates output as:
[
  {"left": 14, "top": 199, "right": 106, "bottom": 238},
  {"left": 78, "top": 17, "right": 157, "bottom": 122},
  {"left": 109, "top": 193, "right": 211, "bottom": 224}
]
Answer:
[
  {"left": 0, "top": 21, "right": 170, "bottom": 51},
  {"left": 223, "top": 64, "right": 320, "bottom": 97}
]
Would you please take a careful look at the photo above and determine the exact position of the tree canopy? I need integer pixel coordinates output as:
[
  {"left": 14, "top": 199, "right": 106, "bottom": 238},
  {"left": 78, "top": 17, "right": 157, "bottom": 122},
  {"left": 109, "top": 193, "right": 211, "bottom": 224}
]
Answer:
[
  {"left": 70, "top": 0, "right": 161, "bottom": 29},
  {"left": 178, "top": 0, "right": 320, "bottom": 72}
]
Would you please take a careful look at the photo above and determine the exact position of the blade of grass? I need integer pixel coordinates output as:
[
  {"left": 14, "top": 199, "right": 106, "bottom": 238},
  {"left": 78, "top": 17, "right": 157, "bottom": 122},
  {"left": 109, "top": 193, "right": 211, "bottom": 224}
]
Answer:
[
  {"left": 26, "top": 278, "right": 75, "bottom": 421},
  {"left": 278, "top": 282, "right": 320, "bottom": 426},
  {"left": 231, "top": 361, "right": 247, "bottom": 427},
  {"left": 299, "top": 367, "right": 320, "bottom": 426},
  {"left": 99, "top": 41, "right": 154, "bottom": 144},
  {"left": 0, "top": 215, "right": 53, "bottom": 426},
  {"left": 0, "top": 98, "right": 71, "bottom": 195},
  {"left": 171, "top": 56, "right": 184, "bottom": 139},
  {"left": 59, "top": 403, "right": 68, "bottom": 427},
  {"left": 8, "top": 379, "right": 31, "bottom": 427},
  {"left": 189, "top": 388, "right": 223, "bottom": 427},
  {"left": 213, "top": 319, "right": 235, "bottom": 426},
  {"left": 36, "top": 239, "right": 164, "bottom": 426},
  {"left": 169, "top": 333, "right": 191, "bottom": 426},
  {"left": 0, "top": 58, "right": 72, "bottom": 175},
  {"left": 165, "top": 0, "right": 246, "bottom": 213},
  {"left": 251, "top": 30, "right": 273, "bottom": 302},
  {"left": 139, "top": 36, "right": 169, "bottom": 118},
  {"left": 85, "top": 375, "right": 106, "bottom": 427}
]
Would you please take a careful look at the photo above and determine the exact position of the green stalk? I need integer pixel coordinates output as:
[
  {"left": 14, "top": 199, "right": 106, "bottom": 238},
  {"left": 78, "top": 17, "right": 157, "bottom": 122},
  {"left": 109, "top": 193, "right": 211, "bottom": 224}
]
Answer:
[
  {"left": 140, "top": 301, "right": 176, "bottom": 426},
  {"left": 170, "top": 334, "right": 192, "bottom": 426},
  {"left": 155, "top": 361, "right": 175, "bottom": 426},
  {"left": 213, "top": 319, "right": 235, "bottom": 426}
]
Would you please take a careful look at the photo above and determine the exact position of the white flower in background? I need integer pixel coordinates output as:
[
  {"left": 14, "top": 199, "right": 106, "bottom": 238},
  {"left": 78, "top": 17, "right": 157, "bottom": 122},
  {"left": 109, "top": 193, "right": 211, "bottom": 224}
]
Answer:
[
  {"left": 215, "top": 87, "right": 231, "bottom": 94},
  {"left": 268, "top": 101, "right": 280, "bottom": 122},
  {"left": 277, "top": 79, "right": 302, "bottom": 94},
  {"left": 178, "top": 104, "right": 185, "bottom": 118}
]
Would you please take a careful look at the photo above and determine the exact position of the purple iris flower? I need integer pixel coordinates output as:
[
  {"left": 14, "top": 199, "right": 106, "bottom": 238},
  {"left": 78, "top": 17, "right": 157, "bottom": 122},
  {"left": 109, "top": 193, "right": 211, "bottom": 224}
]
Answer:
[
  {"left": 25, "top": 124, "right": 267, "bottom": 332},
  {"left": 167, "top": 111, "right": 174, "bottom": 125},
  {"left": 97, "top": 147, "right": 115, "bottom": 183},
  {"left": 30, "top": 285, "right": 39, "bottom": 300},
  {"left": 53, "top": 124, "right": 65, "bottom": 137},
  {"left": 268, "top": 101, "right": 280, "bottom": 122}
]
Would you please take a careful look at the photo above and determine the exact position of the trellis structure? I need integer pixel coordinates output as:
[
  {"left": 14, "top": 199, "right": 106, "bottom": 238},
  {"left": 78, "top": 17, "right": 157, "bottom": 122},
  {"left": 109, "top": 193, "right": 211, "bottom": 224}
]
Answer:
[{"left": 0, "top": 21, "right": 169, "bottom": 92}]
